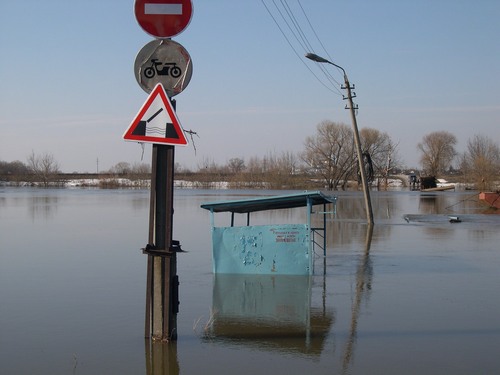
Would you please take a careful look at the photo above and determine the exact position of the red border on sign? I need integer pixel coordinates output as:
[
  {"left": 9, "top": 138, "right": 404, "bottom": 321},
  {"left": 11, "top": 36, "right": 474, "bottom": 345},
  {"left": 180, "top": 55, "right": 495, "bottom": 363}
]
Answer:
[
  {"left": 134, "top": 0, "right": 193, "bottom": 39},
  {"left": 123, "top": 83, "right": 188, "bottom": 146}
]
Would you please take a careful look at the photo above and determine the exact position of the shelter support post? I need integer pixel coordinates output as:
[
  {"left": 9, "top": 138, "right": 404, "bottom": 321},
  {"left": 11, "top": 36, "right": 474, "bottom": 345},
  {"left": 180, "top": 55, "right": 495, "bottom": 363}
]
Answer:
[
  {"left": 323, "top": 203, "right": 327, "bottom": 256},
  {"left": 307, "top": 197, "right": 313, "bottom": 274}
]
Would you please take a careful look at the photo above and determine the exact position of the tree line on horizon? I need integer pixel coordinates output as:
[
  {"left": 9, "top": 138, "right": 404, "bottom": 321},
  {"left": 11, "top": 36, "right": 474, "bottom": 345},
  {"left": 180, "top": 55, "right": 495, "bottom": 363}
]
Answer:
[{"left": 2, "top": 122, "right": 499, "bottom": 190}]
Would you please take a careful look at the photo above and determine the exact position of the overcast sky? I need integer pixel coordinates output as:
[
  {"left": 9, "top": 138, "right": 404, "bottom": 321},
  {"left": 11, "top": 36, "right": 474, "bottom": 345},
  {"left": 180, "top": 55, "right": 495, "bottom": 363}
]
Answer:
[{"left": 1, "top": 0, "right": 499, "bottom": 172}]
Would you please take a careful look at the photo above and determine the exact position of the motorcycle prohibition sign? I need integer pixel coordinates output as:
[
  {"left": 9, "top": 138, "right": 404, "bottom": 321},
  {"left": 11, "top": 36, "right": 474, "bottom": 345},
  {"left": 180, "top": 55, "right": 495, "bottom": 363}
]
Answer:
[{"left": 144, "top": 59, "right": 182, "bottom": 79}]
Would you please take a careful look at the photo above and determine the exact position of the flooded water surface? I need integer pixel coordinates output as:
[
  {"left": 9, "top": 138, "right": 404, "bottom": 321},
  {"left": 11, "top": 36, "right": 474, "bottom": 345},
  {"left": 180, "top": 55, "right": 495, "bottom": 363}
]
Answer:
[{"left": 1, "top": 188, "right": 499, "bottom": 374}]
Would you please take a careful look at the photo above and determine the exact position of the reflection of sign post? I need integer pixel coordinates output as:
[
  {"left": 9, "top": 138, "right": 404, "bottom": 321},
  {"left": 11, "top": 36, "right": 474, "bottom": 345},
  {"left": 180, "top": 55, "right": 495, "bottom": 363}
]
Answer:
[
  {"left": 134, "top": 39, "right": 193, "bottom": 96},
  {"left": 134, "top": 0, "right": 193, "bottom": 38}
]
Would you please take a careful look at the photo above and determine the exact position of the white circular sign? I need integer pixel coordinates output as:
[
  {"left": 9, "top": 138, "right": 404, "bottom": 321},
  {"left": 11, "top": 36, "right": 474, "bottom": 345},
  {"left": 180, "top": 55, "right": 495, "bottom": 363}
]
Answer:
[{"left": 134, "top": 39, "right": 193, "bottom": 97}]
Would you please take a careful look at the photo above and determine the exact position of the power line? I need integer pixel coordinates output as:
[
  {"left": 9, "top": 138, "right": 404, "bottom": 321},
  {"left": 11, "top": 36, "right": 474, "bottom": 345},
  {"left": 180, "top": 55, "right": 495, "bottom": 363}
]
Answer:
[
  {"left": 297, "top": 0, "right": 343, "bottom": 85},
  {"left": 279, "top": 0, "right": 314, "bottom": 52},
  {"left": 260, "top": 0, "right": 340, "bottom": 95},
  {"left": 287, "top": 0, "right": 343, "bottom": 92},
  {"left": 261, "top": 0, "right": 343, "bottom": 96}
]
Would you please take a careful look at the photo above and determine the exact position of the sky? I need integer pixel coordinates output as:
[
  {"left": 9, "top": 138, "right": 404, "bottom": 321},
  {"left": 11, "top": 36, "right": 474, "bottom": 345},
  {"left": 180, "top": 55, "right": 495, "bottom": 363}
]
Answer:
[{"left": 1, "top": 0, "right": 499, "bottom": 173}]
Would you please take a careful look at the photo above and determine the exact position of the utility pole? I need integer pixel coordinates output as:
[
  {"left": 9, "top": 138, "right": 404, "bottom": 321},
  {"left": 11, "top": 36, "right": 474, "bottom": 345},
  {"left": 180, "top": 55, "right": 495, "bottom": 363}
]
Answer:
[
  {"left": 305, "top": 53, "right": 374, "bottom": 225},
  {"left": 343, "top": 78, "right": 374, "bottom": 225}
]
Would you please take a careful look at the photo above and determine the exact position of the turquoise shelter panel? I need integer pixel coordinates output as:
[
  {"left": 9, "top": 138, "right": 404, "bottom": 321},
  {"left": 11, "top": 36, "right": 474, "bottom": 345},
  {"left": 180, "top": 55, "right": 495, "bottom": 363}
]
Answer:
[
  {"left": 212, "top": 274, "right": 311, "bottom": 324},
  {"left": 212, "top": 224, "right": 311, "bottom": 275}
]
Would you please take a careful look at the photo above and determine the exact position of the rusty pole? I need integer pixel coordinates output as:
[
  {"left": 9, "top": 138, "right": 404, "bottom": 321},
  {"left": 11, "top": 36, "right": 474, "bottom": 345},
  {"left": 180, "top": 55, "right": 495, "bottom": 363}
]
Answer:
[{"left": 144, "top": 102, "right": 179, "bottom": 341}]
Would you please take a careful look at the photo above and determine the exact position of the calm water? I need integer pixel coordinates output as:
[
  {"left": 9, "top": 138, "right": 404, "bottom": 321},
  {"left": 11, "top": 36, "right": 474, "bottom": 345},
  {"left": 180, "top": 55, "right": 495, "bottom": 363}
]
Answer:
[{"left": 1, "top": 187, "right": 499, "bottom": 375}]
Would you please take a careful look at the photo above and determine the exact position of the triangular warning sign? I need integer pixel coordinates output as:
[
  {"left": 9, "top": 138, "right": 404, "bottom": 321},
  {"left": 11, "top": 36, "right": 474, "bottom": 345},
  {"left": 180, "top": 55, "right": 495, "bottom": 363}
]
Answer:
[{"left": 123, "top": 83, "right": 188, "bottom": 146}]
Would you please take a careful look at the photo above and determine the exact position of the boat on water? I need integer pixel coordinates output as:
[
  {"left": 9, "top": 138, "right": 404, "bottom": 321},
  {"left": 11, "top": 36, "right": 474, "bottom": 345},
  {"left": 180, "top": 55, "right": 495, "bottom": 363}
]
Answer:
[
  {"left": 419, "top": 177, "right": 456, "bottom": 192},
  {"left": 421, "top": 186, "right": 456, "bottom": 192}
]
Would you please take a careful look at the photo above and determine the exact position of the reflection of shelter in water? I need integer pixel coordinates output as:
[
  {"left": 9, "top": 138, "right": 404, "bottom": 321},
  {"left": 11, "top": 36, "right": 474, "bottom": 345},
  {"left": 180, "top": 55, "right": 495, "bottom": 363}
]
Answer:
[
  {"left": 208, "top": 274, "right": 334, "bottom": 355},
  {"left": 200, "top": 191, "right": 337, "bottom": 275}
]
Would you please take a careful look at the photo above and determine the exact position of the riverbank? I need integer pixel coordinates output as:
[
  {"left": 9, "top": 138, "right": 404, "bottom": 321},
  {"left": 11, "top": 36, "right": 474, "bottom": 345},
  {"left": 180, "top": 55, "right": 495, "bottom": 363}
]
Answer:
[
  {"left": 1, "top": 176, "right": 406, "bottom": 190},
  {"left": 3, "top": 173, "right": 489, "bottom": 191}
]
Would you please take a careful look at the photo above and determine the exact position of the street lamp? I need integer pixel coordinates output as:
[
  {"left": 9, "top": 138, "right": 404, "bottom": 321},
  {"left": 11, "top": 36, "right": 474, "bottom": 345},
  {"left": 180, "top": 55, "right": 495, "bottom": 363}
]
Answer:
[{"left": 305, "top": 53, "right": 374, "bottom": 225}]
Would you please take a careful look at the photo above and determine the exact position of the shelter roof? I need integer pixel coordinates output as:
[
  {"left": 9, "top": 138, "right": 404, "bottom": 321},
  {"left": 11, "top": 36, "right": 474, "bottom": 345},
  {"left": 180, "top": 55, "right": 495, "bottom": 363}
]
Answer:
[{"left": 200, "top": 191, "right": 336, "bottom": 214}]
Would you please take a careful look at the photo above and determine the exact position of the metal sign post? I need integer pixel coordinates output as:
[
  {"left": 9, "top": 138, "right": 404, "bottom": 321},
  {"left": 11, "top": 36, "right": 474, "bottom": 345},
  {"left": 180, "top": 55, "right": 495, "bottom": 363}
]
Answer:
[
  {"left": 129, "top": 0, "right": 194, "bottom": 342},
  {"left": 144, "top": 142, "right": 179, "bottom": 341}
]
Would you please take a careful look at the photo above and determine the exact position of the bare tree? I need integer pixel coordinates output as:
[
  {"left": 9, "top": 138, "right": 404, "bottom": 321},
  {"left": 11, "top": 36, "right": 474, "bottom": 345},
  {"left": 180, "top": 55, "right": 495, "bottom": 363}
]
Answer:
[
  {"left": 417, "top": 131, "right": 457, "bottom": 176},
  {"left": 460, "top": 134, "right": 500, "bottom": 190},
  {"left": 360, "top": 128, "right": 401, "bottom": 188},
  {"left": 110, "top": 162, "right": 131, "bottom": 176},
  {"left": 196, "top": 157, "right": 225, "bottom": 188},
  {"left": 227, "top": 157, "right": 246, "bottom": 174},
  {"left": 223, "top": 152, "right": 301, "bottom": 189},
  {"left": 27, "top": 151, "right": 61, "bottom": 187},
  {"left": 130, "top": 162, "right": 151, "bottom": 180},
  {"left": 261, "top": 151, "right": 300, "bottom": 189},
  {"left": 239, "top": 155, "right": 273, "bottom": 188},
  {"left": 0, "top": 160, "right": 30, "bottom": 185},
  {"left": 301, "top": 121, "right": 356, "bottom": 190},
  {"left": 197, "top": 156, "right": 220, "bottom": 174},
  {"left": 273, "top": 151, "right": 299, "bottom": 176},
  {"left": 0, "top": 160, "right": 29, "bottom": 175}
]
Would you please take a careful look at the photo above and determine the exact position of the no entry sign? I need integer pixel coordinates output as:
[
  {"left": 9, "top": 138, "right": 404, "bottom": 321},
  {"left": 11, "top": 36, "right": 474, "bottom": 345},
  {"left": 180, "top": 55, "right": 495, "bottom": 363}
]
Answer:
[{"left": 134, "top": 0, "right": 193, "bottom": 38}]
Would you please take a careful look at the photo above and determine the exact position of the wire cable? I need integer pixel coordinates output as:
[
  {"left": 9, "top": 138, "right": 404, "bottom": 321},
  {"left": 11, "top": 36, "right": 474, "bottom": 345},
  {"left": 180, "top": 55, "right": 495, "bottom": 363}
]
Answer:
[
  {"left": 297, "top": 0, "right": 343, "bottom": 85},
  {"left": 262, "top": 0, "right": 344, "bottom": 96},
  {"left": 280, "top": 0, "right": 314, "bottom": 53},
  {"left": 260, "top": 0, "right": 340, "bottom": 95}
]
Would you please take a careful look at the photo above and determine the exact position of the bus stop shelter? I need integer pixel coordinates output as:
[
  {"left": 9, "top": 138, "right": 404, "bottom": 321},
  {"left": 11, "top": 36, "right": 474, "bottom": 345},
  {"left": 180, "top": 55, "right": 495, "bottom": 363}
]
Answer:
[{"left": 200, "top": 191, "right": 337, "bottom": 275}]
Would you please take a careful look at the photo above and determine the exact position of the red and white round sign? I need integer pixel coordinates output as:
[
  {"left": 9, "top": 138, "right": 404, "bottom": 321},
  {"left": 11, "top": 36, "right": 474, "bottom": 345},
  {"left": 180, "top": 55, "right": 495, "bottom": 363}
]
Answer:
[{"left": 134, "top": 0, "right": 193, "bottom": 39}]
